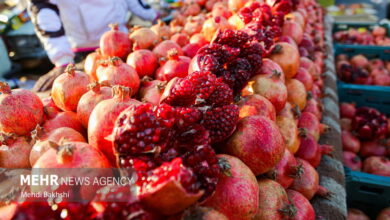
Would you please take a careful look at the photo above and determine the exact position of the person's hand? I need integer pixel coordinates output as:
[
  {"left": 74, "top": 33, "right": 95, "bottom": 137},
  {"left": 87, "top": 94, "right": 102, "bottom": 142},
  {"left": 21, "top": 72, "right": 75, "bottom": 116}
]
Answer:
[{"left": 32, "top": 66, "right": 66, "bottom": 92}]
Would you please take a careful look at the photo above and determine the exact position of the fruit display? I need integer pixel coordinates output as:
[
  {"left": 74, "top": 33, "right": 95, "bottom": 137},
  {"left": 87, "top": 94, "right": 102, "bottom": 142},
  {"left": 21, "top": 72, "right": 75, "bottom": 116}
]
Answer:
[
  {"left": 340, "top": 103, "right": 390, "bottom": 177},
  {"left": 0, "top": 0, "right": 338, "bottom": 219},
  {"left": 347, "top": 207, "right": 390, "bottom": 220},
  {"left": 336, "top": 54, "right": 390, "bottom": 86},
  {"left": 333, "top": 26, "right": 390, "bottom": 46}
]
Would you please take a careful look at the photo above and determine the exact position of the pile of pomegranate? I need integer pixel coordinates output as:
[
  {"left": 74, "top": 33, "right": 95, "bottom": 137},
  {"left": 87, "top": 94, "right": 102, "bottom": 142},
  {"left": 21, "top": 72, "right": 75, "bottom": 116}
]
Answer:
[
  {"left": 0, "top": 0, "right": 334, "bottom": 219},
  {"left": 340, "top": 103, "right": 390, "bottom": 177},
  {"left": 333, "top": 26, "right": 390, "bottom": 46},
  {"left": 336, "top": 54, "right": 390, "bottom": 86},
  {"left": 347, "top": 207, "right": 390, "bottom": 220}
]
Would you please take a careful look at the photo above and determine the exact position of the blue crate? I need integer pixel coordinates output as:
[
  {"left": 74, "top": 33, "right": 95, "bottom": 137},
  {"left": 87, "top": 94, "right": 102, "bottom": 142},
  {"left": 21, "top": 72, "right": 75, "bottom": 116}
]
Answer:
[
  {"left": 337, "top": 81, "right": 390, "bottom": 114},
  {"left": 345, "top": 167, "right": 390, "bottom": 218},
  {"left": 333, "top": 22, "right": 390, "bottom": 36},
  {"left": 335, "top": 44, "right": 390, "bottom": 60}
]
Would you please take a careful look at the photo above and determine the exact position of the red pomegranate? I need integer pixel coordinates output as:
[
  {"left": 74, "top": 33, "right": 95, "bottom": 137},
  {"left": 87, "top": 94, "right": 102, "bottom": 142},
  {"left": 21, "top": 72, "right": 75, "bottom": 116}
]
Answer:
[
  {"left": 99, "top": 24, "right": 132, "bottom": 59},
  {"left": 266, "top": 149, "right": 298, "bottom": 188},
  {"left": 350, "top": 55, "right": 368, "bottom": 69},
  {"left": 43, "top": 111, "right": 84, "bottom": 135},
  {"left": 151, "top": 20, "right": 172, "bottom": 41},
  {"left": 152, "top": 40, "right": 183, "bottom": 61},
  {"left": 363, "top": 156, "right": 390, "bottom": 177},
  {"left": 212, "top": 2, "right": 232, "bottom": 18},
  {"left": 347, "top": 208, "right": 370, "bottom": 220},
  {"left": 303, "top": 96, "right": 322, "bottom": 120},
  {"left": 183, "top": 43, "right": 202, "bottom": 58},
  {"left": 88, "top": 86, "right": 141, "bottom": 165},
  {"left": 352, "top": 107, "right": 388, "bottom": 140},
  {"left": 256, "top": 58, "right": 285, "bottom": 82},
  {"left": 190, "top": 33, "right": 209, "bottom": 47},
  {"left": 276, "top": 116, "right": 300, "bottom": 154},
  {"left": 41, "top": 97, "right": 60, "bottom": 120},
  {"left": 286, "top": 11, "right": 305, "bottom": 29},
  {"left": 29, "top": 127, "right": 86, "bottom": 166},
  {"left": 341, "top": 118, "right": 352, "bottom": 131},
  {"left": 269, "top": 42, "right": 300, "bottom": 79},
  {"left": 373, "top": 26, "right": 386, "bottom": 37},
  {"left": 340, "top": 103, "right": 356, "bottom": 119},
  {"left": 225, "top": 116, "right": 285, "bottom": 175},
  {"left": 51, "top": 64, "right": 90, "bottom": 111},
  {"left": 237, "top": 94, "right": 276, "bottom": 121},
  {"left": 0, "top": 133, "right": 31, "bottom": 168},
  {"left": 286, "top": 190, "right": 316, "bottom": 220},
  {"left": 156, "top": 49, "right": 191, "bottom": 81},
  {"left": 279, "top": 36, "right": 298, "bottom": 49},
  {"left": 282, "top": 20, "right": 303, "bottom": 44},
  {"left": 138, "top": 78, "right": 166, "bottom": 106},
  {"left": 377, "top": 207, "right": 390, "bottom": 220},
  {"left": 126, "top": 49, "right": 158, "bottom": 78},
  {"left": 300, "top": 57, "right": 318, "bottom": 80},
  {"left": 242, "top": 73, "right": 287, "bottom": 113},
  {"left": 343, "top": 151, "right": 362, "bottom": 171},
  {"left": 298, "top": 112, "right": 328, "bottom": 141},
  {"left": 0, "top": 82, "right": 43, "bottom": 135},
  {"left": 290, "top": 158, "right": 329, "bottom": 200},
  {"left": 360, "top": 141, "right": 387, "bottom": 158},
  {"left": 170, "top": 33, "right": 189, "bottom": 47},
  {"left": 182, "top": 207, "right": 228, "bottom": 220},
  {"left": 203, "top": 154, "right": 259, "bottom": 220},
  {"left": 129, "top": 26, "right": 159, "bottom": 50},
  {"left": 286, "top": 79, "right": 307, "bottom": 110},
  {"left": 342, "top": 130, "right": 361, "bottom": 153},
  {"left": 77, "top": 82, "right": 112, "bottom": 128},
  {"left": 294, "top": 67, "right": 313, "bottom": 91},
  {"left": 372, "top": 71, "right": 390, "bottom": 86},
  {"left": 84, "top": 49, "right": 102, "bottom": 81},
  {"left": 277, "top": 102, "right": 295, "bottom": 119},
  {"left": 97, "top": 57, "right": 140, "bottom": 95},
  {"left": 254, "top": 178, "right": 290, "bottom": 219}
]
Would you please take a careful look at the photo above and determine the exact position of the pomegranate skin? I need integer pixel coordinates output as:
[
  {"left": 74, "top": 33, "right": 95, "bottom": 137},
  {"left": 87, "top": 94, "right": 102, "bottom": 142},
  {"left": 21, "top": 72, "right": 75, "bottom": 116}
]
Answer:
[
  {"left": 269, "top": 42, "right": 300, "bottom": 79},
  {"left": 254, "top": 178, "right": 290, "bottom": 220},
  {"left": 296, "top": 132, "right": 333, "bottom": 168},
  {"left": 343, "top": 151, "right": 362, "bottom": 171},
  {"left": 126, "top": 49, "right": 158, "bottom": 78},
  {"left": 43, "top": 111, "right": 84, "bottom": 135},
  {"left": 363, "top": 156, "right": 390, "bottom": 177},
  {"left": 290, "top": 158, "right": 322, "bottom": 200},
  {"left": 0, "top": 84, "right": 43, "bottom": 136},
  {"left": 266, "top": 149, "right": 298, "bottom": 188},
  {"left": 298, "top": 112, "right": 326, "bottom": 141},
  {"left": 202, "top": 154, "right": 259, "bottom": 220},
  {"left": 286, "top": 79, "right": 307, "bottom": 110},
  {"left": 225, "top": 116, "right": 285, "bottom": 175},
  {"left": 377, "top": 207, "right": 390, "bottom": 220},
  {"left": 342, "top": 130, "right": 361, "bottom": 153},
  {"left": 0, "top": 134, "right": 31, "bottom": 168},
  {"left": 182, "top": 207, "right": 228, "bottom": 220},
  {"left": 84, "top": 49, "right": 102, "bottom": 81},
  {"left": 255, "top": 58, "right": 286, "bottom": 83},
  {"left": 139, "top": 79, "right": 166, "bottom": 106},
  {"left": 286, "top": 190, "right": 315, "bottom": 220},
  {"left": 237, "top": 94, "right": 276, "bottom": 121},
  {"left": 152, "top": 40, "right": 183, "bottom": 60},
  {"left": 155, "top": 51, "right": 191, "bottom": 81},
  {"left": 276, "top": 116, "right": 300, "bottom": 154},
  {"left": 360, "top": 141, "right": 387, "bottom": 158},
  {"left": 347, "top": 208, "right": 370, "bottom": 220},
  {"left": 340, "top": 103, "right": 356, "bottom": 119},
  {"left": 99, "top": 24, "right": 132, "bottom": 59},
  {"left": 41, "top": 97, "right": 60, "bottom": 120}
]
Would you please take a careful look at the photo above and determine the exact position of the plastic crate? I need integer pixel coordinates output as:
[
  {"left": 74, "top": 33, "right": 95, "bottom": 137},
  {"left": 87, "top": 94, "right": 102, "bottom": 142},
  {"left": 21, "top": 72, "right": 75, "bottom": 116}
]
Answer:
[
  {"left": 345, "top": 167, "right": 390, "bottom": 218},
  {"left": 337, "top": 81, "right": 390, "bottom": 114},
  {"left": 333, "top": 22, "right": 390, "bottom": 36},
  {"left": 335, "top": 44, "right": 390, "bottom": 60}
]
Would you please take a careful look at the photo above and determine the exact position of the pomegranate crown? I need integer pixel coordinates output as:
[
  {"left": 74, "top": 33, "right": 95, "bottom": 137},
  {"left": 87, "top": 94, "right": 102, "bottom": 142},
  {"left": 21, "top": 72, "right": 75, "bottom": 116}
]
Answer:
[
  {"left": 31, "top": 125, "right": 45, "bottom": 141},
  {"left": 88, "top": 81, "right": 101, "bottom": 93},
  {"left": 109, "top": 23, "right": 119, "bottom": 31},
  {"left": 0, "top": 81, "right": 11, "bottom": 94},
  {"left": 108, "top": 57, "right": 122, "bottom": 66},
  {"left": 112, "top": 85, "right": 131, "bottom": 100},
  {"left": 65, "top": 63, "right": 76, "bottom": 75},
  {"left": 167, "top": 48, "right": 179, "bottom": 60}
]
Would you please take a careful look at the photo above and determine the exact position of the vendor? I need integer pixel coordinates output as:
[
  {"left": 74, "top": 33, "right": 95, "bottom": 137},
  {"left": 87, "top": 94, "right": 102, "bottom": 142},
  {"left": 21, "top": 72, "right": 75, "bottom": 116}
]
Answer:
[{"left": 28, "top": 0, "right": 160, "bottom": 92}]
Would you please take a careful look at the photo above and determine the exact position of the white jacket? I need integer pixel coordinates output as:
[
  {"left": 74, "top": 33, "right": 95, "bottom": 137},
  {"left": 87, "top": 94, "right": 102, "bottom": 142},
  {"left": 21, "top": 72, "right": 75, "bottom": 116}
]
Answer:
[{"left": 27, "top": 0, "right": 158, "bottom": 66}]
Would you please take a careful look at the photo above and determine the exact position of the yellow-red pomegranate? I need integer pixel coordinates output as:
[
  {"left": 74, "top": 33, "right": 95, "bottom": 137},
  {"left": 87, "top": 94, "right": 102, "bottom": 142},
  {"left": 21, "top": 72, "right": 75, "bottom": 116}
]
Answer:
[
  {"left": 203, "top": 154, "right": 259, "bottom": 220},
  {"left": 266, "top": 149, "right": 299, "bottom": 188},
  {"left": 300, "top": 57, "right": 319, "bottom": 80},
  {"left": 151, "top": 20, "right": 172, "bottom": 41},
  {"left": 77, "top": 82, "right": 112, "bottom": 128},
  {"left": 100, "top": 24, "right": 132, "bottom": 59},
  {"left": 286, "top": 189, "right": 316, "bottom": 220},
  {"left": 41, "top": 97, "right": 61, "bottom": 121},
  {"left": 96, "top": 57, "right": 140, "bottom": 95},
  {"left": 153, "top": 40, "right": 183, "bottom": 61},
  {"left": 84, "top": 49, "right": 102, "bottom": 81},
  {"left": 225, "top": 116, "right": 285, "bottom": 175},
  {"left": 0, "top": 82, "right": 43, "bottom": 135},
  {"left": 51, "top": 64, "right": 90, "bottom": 111},
  {"left": 126, "top": 49, "right": 158, "bottom": 78},
  {"left": 282, "top": 20, "right": 303, "bottom": 44},
  {"left": 43, "top": 111, "right": 84, "bottom": 135},
  {"left": 228, "top": 13, "right": 245, "bottom": 30},
  {"left": 276, "top": 116, "right": 300, "bottom": 154},
  {"left": 286, "top": 79, "right": 307, "bottom": 110},
  {"left": 0, "top": 133, "right": 31, "bottom": 168},
  {"left": 256, "top": 58, "right": 285, "bottom": 82},
  {"left": 190, "top": 33, "right": 209, "bottom": 47},
  {"left": 269, "top": 42, "right": 300, "bottom": 79},
  {"left": 129, "top": 26, "right": 159, "bottom": 50},
  {"left": 138, "top": 78, "right": 166, "bottom": 106},
  {"left": 237, "top": 94, "right": 276, "bottom": 121},
  {"left": 156, "top": 49, "right": 191, "bottom": 81},
  {"left": 298, "top": 112, "right": 328, "bottom": 141},
  {"left": 294, "top": 67, "right": 313, "bottom": 91},
  {"left": 184, "top": 18, "right": 204, "bottom": 36},
  {"left": 363, "top": 156, "right": 390, "bottom": 177},
  {"left": 170, "top": 33, "right": 190, "bottom": 47}
]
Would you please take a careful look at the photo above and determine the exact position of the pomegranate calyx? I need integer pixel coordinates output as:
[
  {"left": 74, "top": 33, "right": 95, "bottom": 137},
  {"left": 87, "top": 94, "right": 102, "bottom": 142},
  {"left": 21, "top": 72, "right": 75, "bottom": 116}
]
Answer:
[
  {"left": 218, "top": 157, "right": 231, "bottom": 177},
  {"left": 307, "top": 91, "right": 313, "bottom": 100},
  {"left": 108, "top": 23, "right": 119, "bottom": 31},
  {"left": 87, "top": 82, "right": 101, "bottom": 93},
  {"left": 167, "top": 48, "right": 180, "bottom": 60},
  {"left": 298, "top": 128, "right": 309, "bottom": 138},
  {"left": 108, "top": 57, "right": 122, "bottom": 66},
  {"left": 272, "top": 44, "right": 283, "bottom": 54},
  {"left": 141, "top": 76, "right": 153, "bottom": 83},
  {"left": 289, "top": 163, "right": 304, "bottom": 179},
  {"left": 278, "top": 204, "right": 297, "bottom": 218},
  {"left": 270, "top": 70, "right": 282, "bottom": 79},
  {"left": 56, "top": 144, "right": 75, "bottom": 164},
  {"left": 316, "top": 185, "right": 331, "bottom": 199},
  {"left": 31, "top": 125, "right": 45, "bottom": 141},
  {"left": 112, "top": 85, "right": 131, "bottom": 100},
  {"left": 352, "top": 156, "right": 361, "bottom": 163},
  {"left": 292, "top": 105, "right": 301, "bottom": 119},
  {"left": 65, "top": 63, "right": 76, "bottom": 75},
  {"left": 0, "top": 132, "right": 16, "bottom": 145},
  {"left": 0, "top": 81, "right": 11, "bottom": 94}
]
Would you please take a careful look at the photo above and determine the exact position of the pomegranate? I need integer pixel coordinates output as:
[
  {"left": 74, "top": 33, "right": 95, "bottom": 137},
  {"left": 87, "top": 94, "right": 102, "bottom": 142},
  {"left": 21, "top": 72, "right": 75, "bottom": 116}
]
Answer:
[
  {"left": 156, "top": 49, "right": 191, "bottom": 81},
  {"left": 88, "top": 86, "right": 141, "bottom": 165},
  {"left": 184, "top": 18, "right": 203, "bottom": 36},
  {"left": 290, "top": 158, "right": 329, "bottom": 200},
  {"left": 266, "top": 149, "right": 298, "bottom": 188},
  {"left": 269, "top": 42, "right": 300, "bottom": 79},
  {"left": 341, "top": 118, "right": 352, "bottom": 131},
  {"left": 150, "top": 20, "right": 172, "bottom": 41},
  {"left": 282, "top": 20, "right": 303, "bottom": 44},
  {"left": 97, "top": 57, "right": 140, "bottom": 95},
  {"left": 183, "top": 43, "right": 202, "bottom": 58},
  {"left": 360, "top": 141, "right": 387, "bottom": 157},
  {"left": 99, "top": 24, "right": 132, "bottom": 59},
  {"left": 139, "top": 78, "right": 166, "bottom": 106},
  {"left": 255, "top": 58, "right": 285, "bottom": 83},
  {"left": 228, "top": 0, "right": 248, "bottom": 11},
  {"left": 43, "top": 111, "right": 84, "bottom": 135},
  {"left": 84, "top": 49, "right": 102, "bottom": 81},
  {"left": 377, "top": 207, "right": 390, "bottom": 220},
  {"left": 363, "top": 156, "right": 390, "bottom": 177},
  {"left": 298, "top": 112, "right": 328, "bottom": 141},
  {"left": 300, "top": 57, "right": 319, "bottom": 80},
  {"left": 303, "top": 95, "right": 322, "bottom": 120},
  {"left": 343, "top": 151, "right": 362, "bottom": 171},
  {"left": 202, "top": 16, "right": 231, "bottom": 42},
  {"left": 203, "top": 154, "right": 259, "bottom": 220},
  {"left": 254, "top": 178, "right": 290, "bottom": 219},
  {"left": 279, "top": 36, "right": 298, "bottom": 49},
  {"left": 228, "top": 13, "right": 245, "bottom": 30},
  {"left": 277, "top": 102, "right": 296, "bottom": 119},
  {"left": 152, "top": 40, "right": 183, "bottom": 60},
  {"left": 286, "top": 11, "right": 305, "bottom": 29},
  {"left": 212, "top": 2, "right": 232, "bottom": 19},
  {"left": 0, "top": 133, "right": 31, "bottom": 168},
  {"left": 294, "top": 67, "right": 313, "bottom": 91},
  {"left": 171, "top": 33, "right": 189, "bottom": 47},
  {"left": 369, "top": 59, "right": 385, "bottom": 70},
  {"left": 126, "top": 49, "right": 158, "bottom": 78},
  {"left": 129, "top": 26, "right": 159, "bottom": 50},
  {"left": 286, "top": 189, "right": 316, "bottom": 220},
  {"left": 276, "top": 116, "right": 300, "bottom": 154},
  {"left": 373, "top": 26, "right": 386, "bottom": 37},
  {"left": 237, "top": 94, "right": 276, "bottom": 121},
  {"left": 0, "top": 82, "right": 43, "bottom": 135},
  {"left": 350, "top": 55, "right": 368, "bottom": 69},
  {"left": 182, "top": 207, "right": 228, "bottom": 220},
  {"left": 30, "top": 127, "right": 86, "bottom": 166},
  {"left": 242, "top": 73, "right": 287, "bottom": 113},
  {"left": 347, "top": 208, "right": 370, "bottom": 220},
  {"left": 225, "top": 116, "right": 285, "bottom": 175},
  {"left": 182, "top": 3, "right": 201, "bottom": 16},
  {"left": 340, "top": 103, "right": 356, "bottom": 119},
  {"left": 77, "top": 82, "right": 112, "bottom": 128},
  {"left": 352, "top": 107, "right": 388, "bottom": 140},
  {"left": 342, "top": 130, "right": 361, "bottom": 153},
  {"left": 190, "top": 33, "right": 209, "bottom": 47},
  {"left": 286, "top": 79, "right": 307, "bottom": 110},
  {"left": 372, "top": 71, "right": 390, "bottom": 86},
  {"left": 41, "top": 97, "right": 60, "bottom": 120},
  {"left": 51, "top": 64, "right": 90, "bottom": 111}
]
